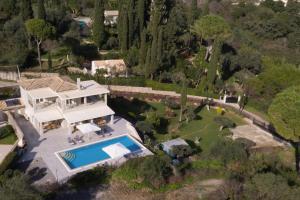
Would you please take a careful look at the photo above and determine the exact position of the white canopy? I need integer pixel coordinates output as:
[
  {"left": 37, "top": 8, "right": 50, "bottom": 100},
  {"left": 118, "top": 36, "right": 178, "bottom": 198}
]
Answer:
[
  {"left": 102, "top": 143, "right": 130, "bottom": 158},
  {"left": 76, "top": 123, "right": 101, "bottom": 134},
  {"left": 64, "top": 105, "right": 115, "bottom": 124},
  {"left": 34, "top": 109, "right": 63, "bottom": 123}
]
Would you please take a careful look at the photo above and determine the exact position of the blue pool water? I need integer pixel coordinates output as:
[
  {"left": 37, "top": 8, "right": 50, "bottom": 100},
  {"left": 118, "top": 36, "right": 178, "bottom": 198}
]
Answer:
[{"left": 59, "top": 135, "right": 141, "bottom": 169}]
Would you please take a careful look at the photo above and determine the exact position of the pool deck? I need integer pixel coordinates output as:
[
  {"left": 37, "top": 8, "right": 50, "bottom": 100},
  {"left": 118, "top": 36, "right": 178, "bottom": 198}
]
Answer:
[{"left": 18, "top": 116, "right": 152, "bottom": 183}]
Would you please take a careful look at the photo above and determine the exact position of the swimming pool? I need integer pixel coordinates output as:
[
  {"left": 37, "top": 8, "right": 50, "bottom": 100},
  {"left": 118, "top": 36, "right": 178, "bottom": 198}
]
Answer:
[{"left": 57, "top": 135, "right": 142, "bottom": 170}]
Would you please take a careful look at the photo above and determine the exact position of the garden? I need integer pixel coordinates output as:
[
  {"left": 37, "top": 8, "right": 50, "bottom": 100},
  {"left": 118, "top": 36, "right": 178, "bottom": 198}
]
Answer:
[
  {"left": 55, "top": 93, "right": 298, "bottom": 199},
  {"left": 0, "top": 125, "right": 17, "bottom": 145}
]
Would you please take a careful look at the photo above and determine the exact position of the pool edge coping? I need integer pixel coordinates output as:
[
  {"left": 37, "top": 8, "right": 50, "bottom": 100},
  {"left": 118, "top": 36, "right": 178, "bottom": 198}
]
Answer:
[{"left": 54, "top": 134, "right": 147, "bottom": 173}]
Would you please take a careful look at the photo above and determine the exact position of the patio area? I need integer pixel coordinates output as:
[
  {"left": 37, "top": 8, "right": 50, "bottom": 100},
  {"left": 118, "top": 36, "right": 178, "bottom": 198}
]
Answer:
[{"left": 16, "top": 114, "right": 151, "bottom": 183}]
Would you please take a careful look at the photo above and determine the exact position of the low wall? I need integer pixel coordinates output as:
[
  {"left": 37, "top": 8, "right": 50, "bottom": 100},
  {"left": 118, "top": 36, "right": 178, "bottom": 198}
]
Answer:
[
  {"left": 0, "top": 71, "right": 18, "bottom": 81},
  {"left": 109, "top": 85, "right": 272, "bottom": 132},
  {"left": 0, "top": 71, "right": 59, "bottom": 81},
  {"left": 6, "top": 111, "right": 24, "bottom": 147}
]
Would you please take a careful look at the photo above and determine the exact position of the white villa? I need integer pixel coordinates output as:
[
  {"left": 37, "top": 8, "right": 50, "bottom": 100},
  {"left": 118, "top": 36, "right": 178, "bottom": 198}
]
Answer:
[
  {"left": 73, "top": 10, "right": 119, "bottom": 27},
  {"left": 91, "top": 59, "right": 127, "bottom": 77},
  {"left": 19, "top": 77, "right": 115, "bottom": 135}
]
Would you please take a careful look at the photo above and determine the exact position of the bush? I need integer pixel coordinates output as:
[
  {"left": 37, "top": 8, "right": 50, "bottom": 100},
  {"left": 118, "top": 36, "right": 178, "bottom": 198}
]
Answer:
[
  {"left": 171, "top": 145, "right": 193, "bottom": 159},
  {"left": 209, "top": 139, "right": 248, "bottom": 165},
  {"left": 0, "top": 125, "right": 14, "bottom": 139},
  {"left": 68, "top": 166, "right": 111, "bottom": 189},
  {"left": 114, "top": 155, "right": 173, "bottom": 189},
  {"left": 0, "top": 151, "right": 17, "bottom": 174},
  {"left": 164, "top": 98, "right": 180, "bottom": 110},
  {"left": 214, "top": 116, "right": 236, "bottom": 131},
  {"left": 135, "top": 121, "right": 153, "bottom": 136}
]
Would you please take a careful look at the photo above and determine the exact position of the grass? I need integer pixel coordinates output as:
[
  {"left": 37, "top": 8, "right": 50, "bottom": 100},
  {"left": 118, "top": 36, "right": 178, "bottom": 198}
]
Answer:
[
  {"left": 151, "top": 104, "right": 245, "bottom": 153},
  {"left": 109, "top": 97, "right": 246, "bottom": 153},
  {"left": 0, "top": 125, "right": 17, "bottom": 145}
]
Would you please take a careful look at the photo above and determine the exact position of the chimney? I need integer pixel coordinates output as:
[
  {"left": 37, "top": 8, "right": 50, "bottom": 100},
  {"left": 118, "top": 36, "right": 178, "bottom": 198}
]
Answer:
[{"left": 77, "top": 78, "right": 81, "bottom": 89}]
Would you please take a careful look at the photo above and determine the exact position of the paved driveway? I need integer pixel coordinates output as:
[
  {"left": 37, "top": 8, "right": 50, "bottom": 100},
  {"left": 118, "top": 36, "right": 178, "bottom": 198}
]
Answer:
[{"left": 231, "top": 125, "right": 287, "bottom": 148}]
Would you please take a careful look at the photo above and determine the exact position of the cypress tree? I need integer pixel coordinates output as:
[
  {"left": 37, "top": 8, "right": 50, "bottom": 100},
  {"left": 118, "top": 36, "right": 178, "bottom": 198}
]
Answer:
[
  {"left": 48, "top": 51, "right": 52, "bottom": 72},
  {"left": 148, "top": 0, "right": 165, "bottom": 79},
  {"left": 37, "top": 0, "right": 46, "bottom": 19},
  {"left": 137, "top": 0, "right": 145, "bottom": 38},
  {"left": 207, "top": 39, "right": 222, "bottom": 88},
  {"left": 179, "top": 78, "right": 187, "bottom": 122},
  {"left": 188, "top": 0, "right": 199, "bottom": 25},
  {"left": 21, "top": 0, "right": 33, "bottom": 21},
  {"left": 157, "top": 27, "right": 163, "bottom": 65},
  {"left": 145, "top": 47, "right": 151, "bottom": 78},
  {"left": 127, "top": 0, "right": 135, "bottom": 47},
  {"left": 139, "top": 28, "right": 147, "bottom": 66},
  {"left": 118, "top": 1, "right": 129, "bottom": 53},
  {"left": 93, "top": 0, "right": 105, "bottom": 49}
]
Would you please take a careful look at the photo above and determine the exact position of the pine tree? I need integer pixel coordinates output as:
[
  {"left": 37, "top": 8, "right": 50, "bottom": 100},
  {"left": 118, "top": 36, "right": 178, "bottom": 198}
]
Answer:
[
  {"left": 21, "top": 0, "right": 33, "bottom": 21},
  {"left": 37, "top": 0, "right": 46, "bottom": 19},
  {"left": 93, "top": 0, "right": 105, "bottom": 49}
]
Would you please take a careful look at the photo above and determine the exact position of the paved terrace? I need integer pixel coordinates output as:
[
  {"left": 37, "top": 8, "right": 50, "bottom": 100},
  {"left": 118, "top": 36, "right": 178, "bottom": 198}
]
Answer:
[{"left": 15, "top": 114, "right": 151, "bottom": 183}]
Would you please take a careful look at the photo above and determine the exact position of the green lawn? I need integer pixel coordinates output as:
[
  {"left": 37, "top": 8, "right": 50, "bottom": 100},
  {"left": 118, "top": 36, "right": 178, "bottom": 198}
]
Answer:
[
  {"left": 0, "top": 125, "right": 17, "bottom": 145},
  {"left": 148, "top": 102, "right": 246, "bottom": 153},
  {"left": 109, "top": 97, "right": 246, "bottom": 153}
]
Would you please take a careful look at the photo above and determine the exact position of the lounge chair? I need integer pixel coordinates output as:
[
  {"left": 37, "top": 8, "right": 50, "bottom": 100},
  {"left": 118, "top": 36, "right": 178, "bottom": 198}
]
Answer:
[{"left": 68, "top": 137, "right": 76, "bottom": 145}]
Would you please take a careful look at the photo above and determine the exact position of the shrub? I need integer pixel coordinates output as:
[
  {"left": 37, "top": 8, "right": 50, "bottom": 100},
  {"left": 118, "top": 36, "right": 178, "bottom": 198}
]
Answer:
[
  {"left": 114, "top": 155, "right": 173, "bottom": 189},
  {"left": 184, "top": 107, "right": 197, "bottom": 123},
  {"left": 135, "top": 121, "right": 153, "bottom": 136},
  {"left": 139, "top": 155, "right": 173, "bottom": 188},
  {"left": 214, "top": 116, "right": 236, "bottom": 131},
  {"left": 0, "top": 151, "right": 16, "bottom": 174},
  {"left": 164, "top": 98, "right": 180, "bottom": 110},
  {"left": 68, "top": 166, "right": 111, "bottom": 189},
  {"left": 209, "top": 139, "right": 248, "bottom": 165},
  {"left": 0, "top": 125, "right": 14, "bottom": 139},
  {"left": 144, "top": 109, "right": 161, "bottom": 128},
  {"left": 171, "top": 145, "right": 193, "bottom": 159}
]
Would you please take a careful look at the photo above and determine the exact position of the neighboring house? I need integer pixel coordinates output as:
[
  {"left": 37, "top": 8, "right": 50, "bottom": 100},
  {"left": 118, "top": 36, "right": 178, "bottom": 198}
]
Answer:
[
  {"left": 73, "top": 10, "right": 119, "bottom": 28},
  {"left": 91, "top": 59, "right": 127, "bottom": 77},
  {"left": 104, "top": 10, "right": 119, "bottom": 26},
  {"left": 19, "top": 77, "right": 115, "bottom": 135}
]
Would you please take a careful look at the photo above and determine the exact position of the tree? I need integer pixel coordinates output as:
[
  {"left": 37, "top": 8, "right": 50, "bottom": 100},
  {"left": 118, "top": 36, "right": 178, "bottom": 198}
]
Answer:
[
  {"left": 37, "top": 0, "right": 46, "bottom": 19},
  {"left": 127, "top": 0, "right": 135, "bottom": 47},
  {"left": 244, "top": 173, "right": 298, "bottom": 200},
  {"left": 48, "top": 51, "right": 52, "bottom": 72},
  {"left": 25, "top": 19, "right": 55, "bottom": 70},
  {"left": 118, "top": 2, "right": 129, "bottom": 53},
  {"left": 93, "top": 0, "right": 105, "bottom": 49},
  {"left": 268, "top": 86, "right": 300, "bottom": 173},
  {"left": 179, "top": 79, "right": 187, "bottom": 122},
  {"left": 137, "top": 0, "right": 146, "bottom": 37},
  {"left": 20, "top": 0, "right": 33, "bottom": 21},
  {"left": 0, "top": 170, "right": 42, "bottom": 200},
  {"left": 147, "top": 0, "right": 167, "bottom": 79},
  {"left": 139, "top": 28, "right": 147, "bottom": 67},
  {"left": 192, "top": 15, "right": 231, "bottom": 87}
]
